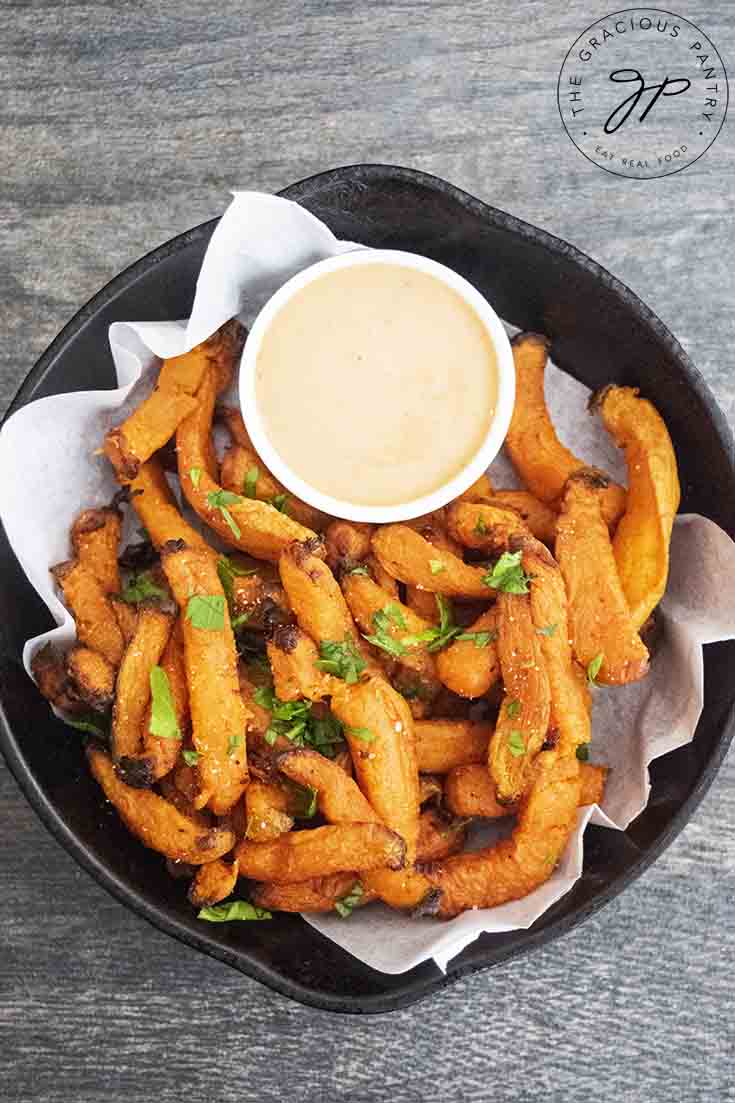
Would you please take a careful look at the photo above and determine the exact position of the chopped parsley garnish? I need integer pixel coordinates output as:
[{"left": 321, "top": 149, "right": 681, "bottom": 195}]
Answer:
[
  {"left": 227, "top": 734, "right": 244, "bottom": 757},
  {"left": 508, "top": 730, "right": 526, "bottom": 757},
  {"left": 474, "top": 515, "right": 488, "bottom": 536},
  {"left": 186, "top": 593, "right": 226, "bottom": 631},
  {"left": 64, "top": 716, "right": 108, "bottom": 739},
  {"left": 506, "top": 699, "right": 522, "bottom": 720},
  {"left": 270, "top": 493, "right": 290, "bottom": 514},
  {"left": 149, "top": 666, "right": 181, "bottom": 741},
  {"left": 292, "top": 784, "right": 318, "bottom": 819},
  {"left": 189, "top": 467, "right": 203, "bottom": 488},
  {"left": 455, "top": 629, "right": 498, "bottom": 648},
  {"left": 198, "top": 900, "right": 271, "bottom": 923},
  {"left": 576, "top": 744, "right": 590, "bottom": 762},
  {"left": 334, "top": 881, "right": 364, "bottom": 918},
  {"left": 243, "top": 467, "right": 259, "bottom": 499},
  {"left": 587, "top": 652, "right": 604, "bottom": 686},
  {"left": 401, "top": 595, "right": 461, "bottom": 653},
  {"left": 217, "top": 554, "right": 257, "bottom": 629},
  {"left": 182, "top": 749, "right": 200, "bottom": 766},
  {"left": 316, "top": 638, "right": 367, "bottom": 684},
  {"left": 536, "top": 623, "right": 558, "bottom": 637},
  {"left": 482, "top": 551, "right": 531, "bottom": 594},
  {"left": 207, "top": 489, "right": 243, "bottom": 539},
  {"left": 119, "top": 572, "right": 168, "bottom": 604},
  {"left": 429, "top": 559, "right": 445, "bottom": 575},
  {"left": 345, "top": 726, "right": 375, "bottom": 743},
  {"left": 346, "top": 565, "right": 370, "bottom": 576},
  {"left": 364, "top": 603, "right": 409, "bottom": 658},
  {"left": 254, "top": 685, "right": 345, "bottom": 757}
]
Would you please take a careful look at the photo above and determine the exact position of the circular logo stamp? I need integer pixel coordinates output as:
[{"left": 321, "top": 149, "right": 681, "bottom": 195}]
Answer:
[{"left": 557, "top": 8, "right": 728, "bottom": 178}]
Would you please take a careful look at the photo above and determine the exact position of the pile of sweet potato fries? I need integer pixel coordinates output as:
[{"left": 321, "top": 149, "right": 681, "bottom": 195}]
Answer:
[{"left": 33, "top": 324, "right": 680, "bottom": 920}]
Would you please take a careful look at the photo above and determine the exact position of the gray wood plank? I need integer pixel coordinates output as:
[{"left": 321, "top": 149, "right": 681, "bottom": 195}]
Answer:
[{"left": 1, "top": 2, "right": 733, "bottom": 1100}]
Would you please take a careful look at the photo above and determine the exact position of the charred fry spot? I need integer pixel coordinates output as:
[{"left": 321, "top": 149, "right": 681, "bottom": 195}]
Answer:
[
  {"left": 271, "top": 622, "right": 300, "bottom": 653},
  {"left": 115, "top": 755, "right": 155, "bottom": 789}
]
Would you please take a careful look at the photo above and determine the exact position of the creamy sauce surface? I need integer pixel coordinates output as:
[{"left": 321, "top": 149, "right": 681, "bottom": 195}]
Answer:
[{"left": 255, "top": 263, "right": 498, "bottom": 507}]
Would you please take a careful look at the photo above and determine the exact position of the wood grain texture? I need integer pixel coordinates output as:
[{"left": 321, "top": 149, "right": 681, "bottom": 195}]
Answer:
[{"left": 1, "top": 1, "right": 733, "bottom": 1099}]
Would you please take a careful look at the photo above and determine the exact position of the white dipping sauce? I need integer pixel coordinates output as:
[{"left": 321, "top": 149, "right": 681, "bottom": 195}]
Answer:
[{"left": 255, "top": 262, "right": 498, "bottom": 507}]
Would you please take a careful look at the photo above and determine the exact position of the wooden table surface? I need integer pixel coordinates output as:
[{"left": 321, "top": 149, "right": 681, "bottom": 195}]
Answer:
[{"left": 2, "top": 3, "right": 733, "bottom": 1100}]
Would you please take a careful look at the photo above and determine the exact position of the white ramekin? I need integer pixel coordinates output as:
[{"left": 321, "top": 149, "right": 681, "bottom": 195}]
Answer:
[{"left": 239, "top": 249, "right": 515, "bottom": 523}]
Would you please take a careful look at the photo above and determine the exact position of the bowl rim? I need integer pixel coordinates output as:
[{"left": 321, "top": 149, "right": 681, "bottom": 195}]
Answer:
[
  {"left": 240, "top": 247, "right": 515, "bottom": 522},
  {"left": 1, "top": 162, "right": 734, "bottom": 1014}
]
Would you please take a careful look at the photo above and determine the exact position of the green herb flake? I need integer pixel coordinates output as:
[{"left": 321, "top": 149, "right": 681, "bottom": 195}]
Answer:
[
  {"left": 576, "top": 744, "right": 590, "bottom": 762},
  {"left": 189, "top": 467, "right": 203, "bottom": 488},
  {"left": 182, "top": 749, "right": 200, "bottom": 766},
  {"left": 227, "top": 734, "right": 244, "bottom": 758},
  {"left": 474, "top": 515, "right": 488, "bottom": 536},
  {"left": 293, "top": 784, "right": 318, "bottom": 819},
  {"left": 345, "top": 726, "right": 375, "bottom": 743},
  {"left": 270, "top": 493, "right": 290, "bottom": 514},
  {"left": 198, "top": 900, "right": 271, "bottom": 923},
  {"left": 149, "top": 666, "right": 181, "bottom": 741},
  {"left": 506, "top": 699, "right": 522, "bottom": 720},
  {"left": 587, "top": 652, "right": 604, "bottom": 686},
  {"left": 254, "top": 685, "right": 345, "bottom": 758},
  {"left": 346, "top": 565, "right": 369, "bottom": 576},
  {"left": 536, "top": 623, "right": 558, "bottom": 637},
  {"left": 482, "top": 551, "right": 531, "bottom": 594},
  {"left": 334, "top": 881, "right": 364, "bottom": 918},
  {"left": 186, "top": 593, "right": 226, "bottom": 631},
  {"left": 456, "top": 629, "right": 498, "bottom": 648},
  {"left": 364, "top": 607, "right": 409, "bottom": 659},
  {"left": 429, "top": 559, "right": 445, "bottom": 575},
  {"left": 119, "top": 572, "right": 168, "bottom": 605},
  {"left": 243, "top": 467, "right": 259, "bottom": 499},
  {"left": 317, "top": 638, "right": 367, "bottom": 683},
  {"left": 64, "top": 716, "right": 107, "bottom": 738},
  {"left": 207, "top": 490, "right": 243, "bottom": 540},
  {"left": 508, "top": 730, "right": 526, "bottom": 757}
]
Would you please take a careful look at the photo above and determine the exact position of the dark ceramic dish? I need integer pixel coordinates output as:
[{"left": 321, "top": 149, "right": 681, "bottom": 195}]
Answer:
[{"left": 1, "top": 165, "right": 733, "bottom": 1014}]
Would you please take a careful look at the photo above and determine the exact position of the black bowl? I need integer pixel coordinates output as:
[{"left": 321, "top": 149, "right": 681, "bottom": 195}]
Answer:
[{"left": 2, "top": 165, "right": 734, "bottom": 1014}]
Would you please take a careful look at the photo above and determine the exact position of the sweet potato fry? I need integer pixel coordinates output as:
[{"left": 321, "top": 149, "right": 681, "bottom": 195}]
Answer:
[
  {"left": 505, "top": 332, "right": 626, "bottom": 527},
  {"left": 110, "top": 597, "right": 138, "bottom": 644},
  {"left": 104, "top": 320, "right": 245, "bottom": 480},
  {"left": 426, "top": 751, "right": 581, "bottom": 917},
  {"left": 556, "top": 470, "right": 649, "bottom": 686},
  {"left": 138, "top": 618, "right": 190, "bottom": 781},
  {"left": 518, "top": 534, "right": 591, "bottom": 756},
  {"left": 435, "top": 608, "right": 500, "bottom": 699},
  {"left": 365, "top": 554, "right": 399, "bottom": 598},
  {"left": 416, "top": 807, "right": 468, "bottom": 863},
  {"left": 234, "top": 822, "right": 406, "bottom": 883},
  {"left": 266, "top": 624, "right": 335, "bottom": 703},
  {"left": 487, "top": 491, "right": 557, "bottom": 545},
  {"left": 414, "top": 720, "right": 491, "bottom": 773},
  {"left": 161, "top": 541, "right": 249, "bottom": 815},
  {"left": 331, "top": 675, "right": 434, "bottom": 910},
  {"left": 87, "top": 745, "right": 236, "bottom": 864},
  {"left": 51, "top": 559, "right": 125, "bottom": 667},
  {"left": 177, "top": 367, "right": 315, "bottom": 561},
  {"left": 221, "top": 442, "right": 329, "bottom": 531},
  {"left": 218, "top": 404, "right": 251, "bottom": 448},
  {"left": 71, "top": 506, "right": 122, "bottom": 595},
  {"left": 594, "top": 385, "right": 680, "bottom": 629},
  {"left": 455, "top": 473, "right": 494, "bottom": 502},
  {"left": 488, "top": 590, "right": 552, "bottom": 804},
  {"left": 444, "top": 764, "right": 513, "bottom": 818},
  {"left": 403, "top": 513, "right": 462, "bottom": 618},
  {"left": 188, "top": 858, "right": 240, "bottom": 907},
  {"left": 341, "top": 574, "right": 441, "bottom": 702},
  {"left": 112, "top": 604, "right": 174, "bottom": 784},
  {"left": 371, "top": 525, "right": 489, "bottom": 598},
  {"left": 579, "top": 762, "right": 607, "bottom": 806},
  {"left": 250, "top": 873, "right": 375, "bottom": 914},
  {"left": 446, "top": 501, "right": 529, "bottom": 552},
  {"left": 244, "top": 780, "right": 294, "bottom": 841},
  {"left": 31, "top": 643, "right": 85, "bottom": 714},
  {"left": 128, "top": 458, "right": 211, "bottom": 553},
  {"left": 66, "top": 646, "right": 115, "bottom": 712},
  {"left": 277, "top": 748, "right": 379, "bottom": 824},
  {"left": 324, "top": 520, "right": 375, "bottom": 575}
]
